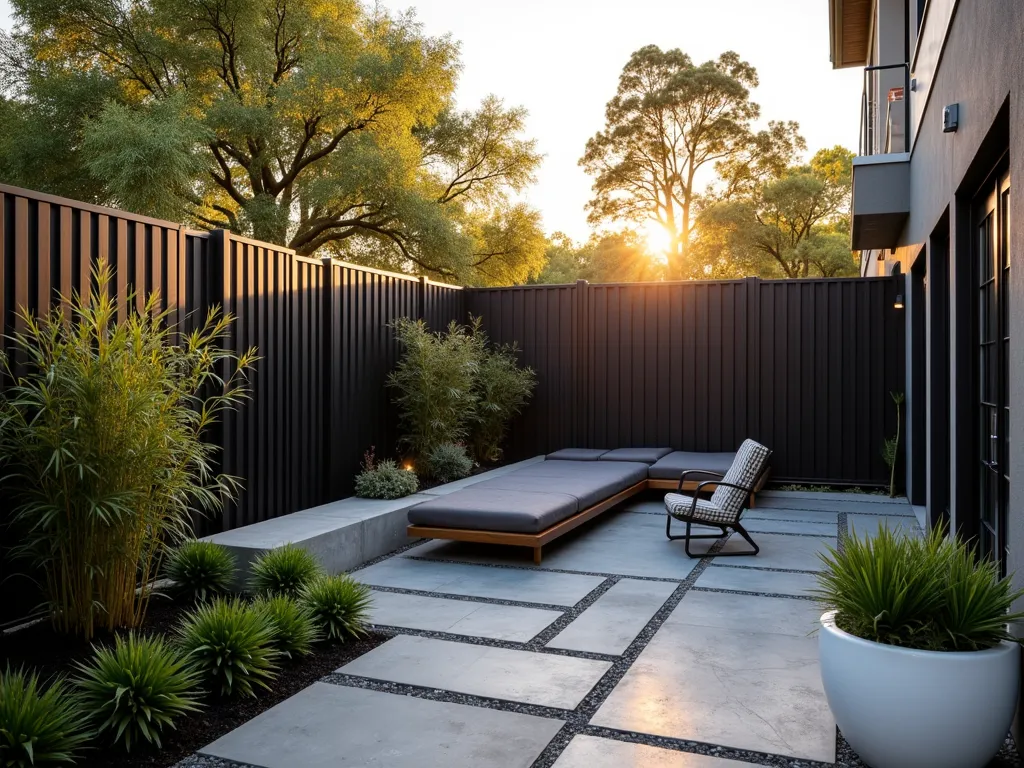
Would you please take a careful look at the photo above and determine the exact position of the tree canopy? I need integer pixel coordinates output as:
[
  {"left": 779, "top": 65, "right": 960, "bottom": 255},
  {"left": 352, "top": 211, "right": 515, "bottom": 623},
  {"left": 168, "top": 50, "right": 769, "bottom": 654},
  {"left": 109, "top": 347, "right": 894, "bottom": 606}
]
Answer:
[
  {"left": 580, "top": 45, "right": 760, "bottom": 279},
  {"left": 531, "top": 230, "right": 664, "bottom": 285},
  {"left": 0, "top": 0, "right": 545, "bottom": 285}
]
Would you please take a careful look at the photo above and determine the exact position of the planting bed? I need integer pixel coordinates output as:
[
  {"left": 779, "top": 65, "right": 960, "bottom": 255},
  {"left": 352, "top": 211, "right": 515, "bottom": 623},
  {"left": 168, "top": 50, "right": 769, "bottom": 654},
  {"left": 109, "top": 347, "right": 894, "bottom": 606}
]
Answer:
[{"left": 0, "top": 594, "right": 389, "bottom": 768}]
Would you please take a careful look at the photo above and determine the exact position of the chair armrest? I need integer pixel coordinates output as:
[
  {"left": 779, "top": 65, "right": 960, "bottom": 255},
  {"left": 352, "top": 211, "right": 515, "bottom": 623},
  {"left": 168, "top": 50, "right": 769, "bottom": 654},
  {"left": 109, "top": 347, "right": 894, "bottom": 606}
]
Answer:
[
  {"left": 695, "top": 479, "right": 755, "bottom": 496},
  {"left": 677, "top": 469, "right": 726, "bottom": 492}
]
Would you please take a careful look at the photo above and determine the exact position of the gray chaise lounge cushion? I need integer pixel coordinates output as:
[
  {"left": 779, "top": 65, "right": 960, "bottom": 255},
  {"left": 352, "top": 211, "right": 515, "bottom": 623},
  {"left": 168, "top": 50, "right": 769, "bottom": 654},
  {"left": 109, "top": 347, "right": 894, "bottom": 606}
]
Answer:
[
  {"left": 648, "top": 451, "right": 736, "bottom": 481},
  {"left": 474, "top": 461, "right": 647, "bottom": 510},
  {"left": 599, "top": 447, "right": 673, "bottom": 464},
  {"left": 408, "top": 489, "right": 578, "bottom": 534},
  {"left": 545, "top": 448, "right": 610, "bottom": 461}
]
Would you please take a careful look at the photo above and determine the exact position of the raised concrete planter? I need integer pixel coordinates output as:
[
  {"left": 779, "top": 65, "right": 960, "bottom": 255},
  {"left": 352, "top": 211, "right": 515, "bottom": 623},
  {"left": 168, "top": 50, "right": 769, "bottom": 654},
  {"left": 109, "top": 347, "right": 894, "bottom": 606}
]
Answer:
[{"left": 204, "top": 456, "right": 545, "bottom": 588}]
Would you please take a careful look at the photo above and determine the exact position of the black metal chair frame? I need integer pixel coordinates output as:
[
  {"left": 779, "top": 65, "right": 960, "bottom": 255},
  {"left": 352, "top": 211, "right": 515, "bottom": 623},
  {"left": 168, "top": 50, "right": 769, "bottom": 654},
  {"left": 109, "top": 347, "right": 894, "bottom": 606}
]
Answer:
[{"left": 665, "top": 455, "right": 773, "bottom": 558}]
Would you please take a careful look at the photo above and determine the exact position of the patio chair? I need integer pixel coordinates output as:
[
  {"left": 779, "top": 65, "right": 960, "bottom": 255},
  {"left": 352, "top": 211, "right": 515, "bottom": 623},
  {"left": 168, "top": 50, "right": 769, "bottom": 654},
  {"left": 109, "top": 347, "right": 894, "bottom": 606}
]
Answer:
[{"left": 664, "top": 439, "right": 772, "bottom": 558}]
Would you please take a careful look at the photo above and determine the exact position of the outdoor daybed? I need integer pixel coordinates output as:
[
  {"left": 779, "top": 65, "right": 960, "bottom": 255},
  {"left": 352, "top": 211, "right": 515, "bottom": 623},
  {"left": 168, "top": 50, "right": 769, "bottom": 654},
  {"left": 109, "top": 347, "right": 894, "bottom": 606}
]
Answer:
[{"left": 406, "top": 445, "right": 771, "bottom": 563}]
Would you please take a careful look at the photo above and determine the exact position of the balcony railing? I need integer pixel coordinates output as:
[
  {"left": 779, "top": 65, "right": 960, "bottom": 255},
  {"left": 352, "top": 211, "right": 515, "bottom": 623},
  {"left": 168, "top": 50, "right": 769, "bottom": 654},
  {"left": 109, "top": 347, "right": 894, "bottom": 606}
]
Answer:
[{"left": 859, "top": 63, "right": 911, "bottom": 156}]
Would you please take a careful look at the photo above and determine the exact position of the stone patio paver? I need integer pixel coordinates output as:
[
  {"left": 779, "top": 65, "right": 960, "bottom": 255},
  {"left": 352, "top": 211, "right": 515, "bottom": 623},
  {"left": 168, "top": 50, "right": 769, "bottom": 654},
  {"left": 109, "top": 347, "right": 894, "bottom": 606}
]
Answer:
[
  {"left": 547, "top": 578, "right": 677, "bottom": 655},
  {"left": 695, "top": 565, "right": 819, "bottom": 598},
  {"left": 592, "top": 591, "right": 834, "bottom": 763},
  {"left": 338, "top": 634, "right": 612, "bottom": 709},
  {"left": 356, "top": 556, "right": 604, "bottom": 605},
  {"left": 714, "top": 531, "right": 833, "bottom": 571},
  {"left": 739, "top": 517, "right": 838, "bottom": 536},
  {"left": 551, "top": 735, "right": 767, "bottom": 767},
  {"left": 413, "top": 510, "right": 701, "bottom": 579},
  {"left": 743, "top": 508, "right": 840, "bottom": 523},
  {"left": 200, "top": 682, "right": 563, "bottom": 768},
  {"left": 368, "top": 589, "right": 561, "bottom": 641},
  {"left": 847, "top": 513, "right": 920, "bottom": 538}
]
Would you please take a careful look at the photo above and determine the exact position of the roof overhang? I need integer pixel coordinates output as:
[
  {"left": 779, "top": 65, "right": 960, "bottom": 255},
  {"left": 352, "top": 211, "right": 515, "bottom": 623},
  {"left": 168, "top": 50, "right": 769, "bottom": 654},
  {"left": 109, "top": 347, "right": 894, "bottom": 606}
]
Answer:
[{"left": 829, "top": 0, "right": 872, "bottom": 68}]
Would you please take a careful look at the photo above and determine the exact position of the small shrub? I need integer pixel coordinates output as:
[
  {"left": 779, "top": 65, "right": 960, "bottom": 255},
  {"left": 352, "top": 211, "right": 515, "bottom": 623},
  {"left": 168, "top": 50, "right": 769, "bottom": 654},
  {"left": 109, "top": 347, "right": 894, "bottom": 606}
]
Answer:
[
  {"left": 354, "top": 450, "right": 419, "bottom": 499},
  {"left": 164, "top": 540, "right": 237, "bottom": 603},
  {"left": 815, "top": 523, "right": 1024, "bottom": 651},
  {"left": 74, "top": 632, "right": 202, "bottom": 751},
  {"left": 424, "top": 442, "right": 473, "bottom": 483},
  {"left": 248, "top": 545, "right": 324, "bottom": 597},
  {"left": 387, "top": 317, "right": 480, "bottom": 457},
  {"left": 470, "top": 338, "right": 536, "bottom": 463},
  {"left": 0, "top": 667, "right": 90, "bottom": 767},
  {"left": 174, "top": 597, "right": 279, "bottom": 698},
  {"left": 301, "top": 575, "right": 373, "bottom": 642},
  {"left": 254, "top": 595, "right": 321, "bottom": 659}
]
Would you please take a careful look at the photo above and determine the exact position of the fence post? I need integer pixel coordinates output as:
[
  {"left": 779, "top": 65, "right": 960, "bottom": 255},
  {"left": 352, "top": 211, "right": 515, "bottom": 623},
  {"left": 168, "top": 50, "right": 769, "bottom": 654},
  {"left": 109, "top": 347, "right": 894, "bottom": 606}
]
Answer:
[
  {"left": 321, "top": 256, "right": 336, "bottom": 504},
  {"left": 418, "top": 275, "right": 428, "bottom": 325},
  {"left": 745, "top": 276, "right": 762, "bottom": 443},
  {"left": 204, "top": 229, "right": 232, "bottom": 531},
  {"left": 573, "top": 279, "right": 590, "bottom": 447}
]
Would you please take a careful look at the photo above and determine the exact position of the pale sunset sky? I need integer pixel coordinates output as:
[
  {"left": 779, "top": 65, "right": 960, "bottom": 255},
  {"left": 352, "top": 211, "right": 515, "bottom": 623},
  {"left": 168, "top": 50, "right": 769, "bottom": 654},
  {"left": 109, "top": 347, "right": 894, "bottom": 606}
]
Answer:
[{"left": 0, "top": 0, "right": 862, "bottom": 242}]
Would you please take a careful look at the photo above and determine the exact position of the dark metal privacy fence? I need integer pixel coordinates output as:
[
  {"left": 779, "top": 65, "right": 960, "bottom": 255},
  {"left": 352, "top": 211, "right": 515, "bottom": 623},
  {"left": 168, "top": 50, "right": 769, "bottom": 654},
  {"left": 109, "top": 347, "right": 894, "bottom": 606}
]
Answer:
[
  {"left": 1, "top": 183, "right": 903, "bottom": 624},
  {"left": 468, "top": 277, "right": 905, "bottom": 485}
]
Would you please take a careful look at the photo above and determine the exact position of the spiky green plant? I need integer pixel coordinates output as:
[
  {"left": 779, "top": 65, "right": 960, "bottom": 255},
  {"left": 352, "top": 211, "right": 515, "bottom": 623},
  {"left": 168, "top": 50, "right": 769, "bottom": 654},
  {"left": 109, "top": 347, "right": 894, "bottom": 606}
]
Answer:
[
  {"left": 424, "top": 442, "right": 473, "bottom": 483},
  {"left": 0, "top": 667, "right": 90, "bottom": 767},
  {"left": 815, "top": 523, "right": 1024, "bottom": 651},
  {"left": 174, "top": 597, "right": 279, "bottom": 698},
  {"left": 301, "top": 575, "right": 373, "bottom": 642},
  {"left": 0, "top": 260, "right": 255, "bottom": 639},
  {"left": 248, "top": 545, "right": 324, "bottom": 597},
  {"left": 74, "top": 632, "right": 203, "bottom": 751},
  {"left": 254, "top": 595, "right": 322, "bottom": 659},
  {"left": 164, "top": 540, "right": 237, "bottom": 603}
]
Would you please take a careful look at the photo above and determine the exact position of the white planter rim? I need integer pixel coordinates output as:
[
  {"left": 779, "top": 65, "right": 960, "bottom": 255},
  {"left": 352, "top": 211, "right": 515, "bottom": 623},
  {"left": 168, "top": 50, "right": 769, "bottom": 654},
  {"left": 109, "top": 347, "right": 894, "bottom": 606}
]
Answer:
[{"left": 820, "top": 609, "right": 1017, "bottom": 659}]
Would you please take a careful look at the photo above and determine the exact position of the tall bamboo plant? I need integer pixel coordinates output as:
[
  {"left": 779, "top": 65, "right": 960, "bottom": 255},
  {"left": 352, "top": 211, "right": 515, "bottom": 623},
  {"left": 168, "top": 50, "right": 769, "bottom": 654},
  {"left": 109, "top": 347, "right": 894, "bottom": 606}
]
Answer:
[{"left": 0, "top": 261, "right": 255, "bottom": 639}]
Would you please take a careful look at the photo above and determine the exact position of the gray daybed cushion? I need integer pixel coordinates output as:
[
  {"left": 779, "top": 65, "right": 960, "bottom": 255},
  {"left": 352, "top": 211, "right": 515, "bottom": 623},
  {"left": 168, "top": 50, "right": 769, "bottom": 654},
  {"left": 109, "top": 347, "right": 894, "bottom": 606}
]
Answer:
[
  {"left": 648, "top": 451, "right": 736, "bottom": 482},
  {"left": 517, "top": 460, "right": 649, "bottom": 485},
  {"left": 545, "top": 448, "right": 610, "bottom": 461},
  {"left": 474, "top": 462, "right": 647, "bottom": 511},
  {"left": 408, "top": 489, "right": 578, "bottom": 534},
  {"left": 598, "top": 447, "right": 673, "bottom": 464}
]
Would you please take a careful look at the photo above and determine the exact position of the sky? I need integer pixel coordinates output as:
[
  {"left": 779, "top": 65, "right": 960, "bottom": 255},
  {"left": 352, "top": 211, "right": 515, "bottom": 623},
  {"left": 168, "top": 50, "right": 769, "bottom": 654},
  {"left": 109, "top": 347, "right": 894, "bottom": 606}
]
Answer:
[{"left": 0, "top": 0, "right": 863, "bottom": 243}]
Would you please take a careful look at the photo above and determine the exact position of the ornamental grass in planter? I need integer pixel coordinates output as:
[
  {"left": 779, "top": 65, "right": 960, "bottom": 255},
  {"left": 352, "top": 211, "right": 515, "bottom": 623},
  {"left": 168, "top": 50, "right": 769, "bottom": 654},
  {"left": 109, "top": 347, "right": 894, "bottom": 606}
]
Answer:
[
  {"left": 815, "top": 524, "right": 1024, "bottom": 768},
  {"left": 0, "top": 261, "right": 255, "bottom": 640}
]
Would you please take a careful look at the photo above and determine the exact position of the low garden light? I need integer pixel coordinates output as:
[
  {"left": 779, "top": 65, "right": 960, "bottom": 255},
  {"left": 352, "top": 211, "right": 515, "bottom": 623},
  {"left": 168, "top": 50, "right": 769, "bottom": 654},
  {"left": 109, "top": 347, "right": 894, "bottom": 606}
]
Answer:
[{"left": 894, "top": 293, "right": 904, "bottom": 309}]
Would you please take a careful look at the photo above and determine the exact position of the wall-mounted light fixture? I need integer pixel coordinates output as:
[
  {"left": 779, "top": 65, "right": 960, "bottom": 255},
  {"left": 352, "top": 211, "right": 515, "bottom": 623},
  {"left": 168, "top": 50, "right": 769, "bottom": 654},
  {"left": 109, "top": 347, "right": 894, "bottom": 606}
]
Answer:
[
  {"left": 894, "top": 293, "right": 905, "bottom": 309},
  {"left": 943, "top": 103, "right": 959, "bottom": 133}
]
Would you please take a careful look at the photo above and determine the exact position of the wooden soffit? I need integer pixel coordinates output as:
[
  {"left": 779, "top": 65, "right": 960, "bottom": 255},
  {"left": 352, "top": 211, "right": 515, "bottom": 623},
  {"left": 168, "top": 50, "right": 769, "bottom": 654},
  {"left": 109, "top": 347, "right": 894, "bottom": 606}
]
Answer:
[{"left": 829, "top": 0, "right": 872, "bottom": 68}]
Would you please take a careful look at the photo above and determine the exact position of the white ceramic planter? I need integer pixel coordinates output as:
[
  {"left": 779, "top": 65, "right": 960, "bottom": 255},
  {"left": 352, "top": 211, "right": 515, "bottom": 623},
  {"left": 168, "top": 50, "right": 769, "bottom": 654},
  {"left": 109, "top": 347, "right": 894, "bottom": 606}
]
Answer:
[{"left": 819, "top": 610, "right": 1019, "bottom": 768}]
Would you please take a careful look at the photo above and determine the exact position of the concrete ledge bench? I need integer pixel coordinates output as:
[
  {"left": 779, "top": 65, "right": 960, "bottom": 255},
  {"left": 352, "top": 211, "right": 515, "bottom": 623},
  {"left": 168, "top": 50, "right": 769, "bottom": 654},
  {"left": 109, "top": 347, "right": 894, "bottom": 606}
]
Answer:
[{"left": 202, "top": 457, "right": 546, "bottom": 587}]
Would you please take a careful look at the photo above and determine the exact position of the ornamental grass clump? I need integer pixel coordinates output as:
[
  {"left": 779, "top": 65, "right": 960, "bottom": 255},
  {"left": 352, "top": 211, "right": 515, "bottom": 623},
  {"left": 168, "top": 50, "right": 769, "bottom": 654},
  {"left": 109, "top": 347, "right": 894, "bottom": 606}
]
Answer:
[
  {"left": 353, "top": 448, "right": 419, "bottom": 499},
  {"left": 164, "top": 540, "right": 237, "bottom": 603},
  {"left": 424, "top": 442, "right": 473, "bottom": 482},
  {"left": 0, "top": 667, "right": 90, "bottom": 767},
  {"left": 254, "top": 595, "right": 321, "bottom": 659},
  {"left": 248, "top": 545, "right": 324, "bottom": 597},
  {"left": 301, "top": 575, "right": 373, "bottom": 642},
  {"left": 815, "top": 523, "right": 1024, "bottom": 651},
  {"left": 74, "top": 632, "right": 202, "bottom": 751},
  {"left": 470, "top": 339, "right": 535, "bottom": 463},
  {"left": 0, "top": 260, "right": 254, "bottom": 640},
  {"left": 174, "top": 597, "right": 279, "bottom": 699}
]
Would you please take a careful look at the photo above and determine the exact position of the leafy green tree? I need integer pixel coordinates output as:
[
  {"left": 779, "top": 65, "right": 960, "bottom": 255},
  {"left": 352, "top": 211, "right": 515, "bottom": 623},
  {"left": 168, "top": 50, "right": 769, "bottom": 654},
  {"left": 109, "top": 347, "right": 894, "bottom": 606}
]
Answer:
[
  {"left": 0, "top": 0, "right": 543, "bottom": 285},
  {"left": 580, "top": 45, "right": 760, "bottom": 278},
  {"left": 695, "top": 146, "right": 858, "bottom": 278}
]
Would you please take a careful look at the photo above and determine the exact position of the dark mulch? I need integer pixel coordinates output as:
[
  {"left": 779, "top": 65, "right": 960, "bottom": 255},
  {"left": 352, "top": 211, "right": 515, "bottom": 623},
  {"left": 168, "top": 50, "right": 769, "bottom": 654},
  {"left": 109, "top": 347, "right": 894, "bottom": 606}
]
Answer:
[{"left": 0, "top": 595, "right": 390, "bottom": 768}]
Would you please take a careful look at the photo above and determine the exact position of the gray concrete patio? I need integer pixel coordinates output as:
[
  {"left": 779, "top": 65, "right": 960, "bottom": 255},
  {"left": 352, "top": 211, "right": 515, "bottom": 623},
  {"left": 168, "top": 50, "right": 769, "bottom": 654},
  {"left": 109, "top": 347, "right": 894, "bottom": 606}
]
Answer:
[{"left": 184, "top": 491, "right": 921, "bottom": 768}]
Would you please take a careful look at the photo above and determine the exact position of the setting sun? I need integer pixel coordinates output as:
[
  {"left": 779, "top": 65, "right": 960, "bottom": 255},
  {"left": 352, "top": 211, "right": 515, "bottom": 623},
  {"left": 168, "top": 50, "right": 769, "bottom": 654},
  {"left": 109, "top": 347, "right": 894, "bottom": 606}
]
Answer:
[{"left": 642, "top": 219, "right": 673, "bottom": 258}]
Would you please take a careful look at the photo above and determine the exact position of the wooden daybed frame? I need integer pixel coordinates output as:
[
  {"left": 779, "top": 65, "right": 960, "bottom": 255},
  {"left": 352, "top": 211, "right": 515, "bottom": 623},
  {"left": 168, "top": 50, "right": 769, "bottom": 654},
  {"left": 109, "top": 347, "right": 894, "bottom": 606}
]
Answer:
[{"left": 407, "top": 470, "right": 770, "bottom": 565}]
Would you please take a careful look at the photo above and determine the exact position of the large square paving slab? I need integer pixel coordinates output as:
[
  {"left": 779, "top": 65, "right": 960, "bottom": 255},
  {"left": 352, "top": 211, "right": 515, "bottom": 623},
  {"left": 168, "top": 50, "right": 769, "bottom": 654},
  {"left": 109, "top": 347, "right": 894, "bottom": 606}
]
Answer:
[
  {"left": 201, "top": 682, "right": 563, "bottom": 768},
  {"left": 592, "top": 592, "right": 834, "bottom": 762},
  {"left": 339, "top": 635, "right": 612, "bottom": 709},
  {"left": 356, "top": 557, "right": 603, "bottom": 606},
  {"left": 369, "top": 590, "right": 561, "bottom": 642},
  {"left": 695, "top": 565, "right": 819, "bottom": 598},
  {"left": 742, "top": 508, "right": 839, "bottom": 524},
  {"left": 714, "top": 532, "right": 833, "bottom": 571},
  {"left": 551, "top": 735, "right": 766, "bottom": 767},
  {"left": 547, "top": 578, "right": 677, "bottom": 655},
  {"left": 738, "top": 517, "right": 838, "bottom": 536},
  {"left": 412, "top": 511, "right": 700, "bottom": 580},
  {"left": 848, "top": 513, "right": 921, "bottom": 539}
]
